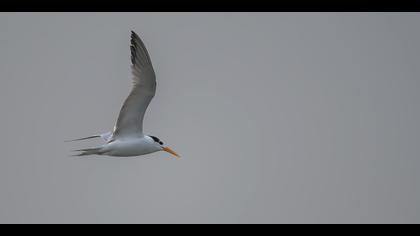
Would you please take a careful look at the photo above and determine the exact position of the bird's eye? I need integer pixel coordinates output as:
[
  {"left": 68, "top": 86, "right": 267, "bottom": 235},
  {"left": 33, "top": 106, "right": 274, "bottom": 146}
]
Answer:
[
  {"left": 149, "top": 135, "right": 163, "bottom": 145},
  {"left": 150, "top": 136, "right": 159, "bottom": 142}
]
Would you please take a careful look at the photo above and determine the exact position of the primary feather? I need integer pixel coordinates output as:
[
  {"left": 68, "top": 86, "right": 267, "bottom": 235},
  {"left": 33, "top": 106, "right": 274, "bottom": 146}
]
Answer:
[{"left": 112, "top": 31, "right": 156, "bottom": 139}]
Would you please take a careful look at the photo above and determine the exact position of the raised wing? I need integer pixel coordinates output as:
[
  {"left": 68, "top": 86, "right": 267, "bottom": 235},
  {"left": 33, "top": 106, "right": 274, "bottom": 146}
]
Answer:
[{"left": 112, "top": 31, "right": 156, "bottom": 139}]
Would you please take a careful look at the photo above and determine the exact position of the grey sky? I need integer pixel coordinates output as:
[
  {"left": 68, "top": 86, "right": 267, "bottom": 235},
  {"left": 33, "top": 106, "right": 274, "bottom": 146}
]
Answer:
[{"left": 0, "top": 13, "right": 419, "bottom": 223}]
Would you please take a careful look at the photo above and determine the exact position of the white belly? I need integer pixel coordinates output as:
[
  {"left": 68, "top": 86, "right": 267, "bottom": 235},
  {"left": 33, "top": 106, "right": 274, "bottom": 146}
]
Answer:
[{"left": 101, "top": 138, "right": 158, "bottom": 157}]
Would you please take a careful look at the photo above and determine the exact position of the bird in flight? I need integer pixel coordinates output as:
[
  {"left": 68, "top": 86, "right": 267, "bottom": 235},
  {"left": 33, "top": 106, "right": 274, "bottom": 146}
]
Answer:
[{"left": 69, "top": 31, "right": 180, "bottom": 158}]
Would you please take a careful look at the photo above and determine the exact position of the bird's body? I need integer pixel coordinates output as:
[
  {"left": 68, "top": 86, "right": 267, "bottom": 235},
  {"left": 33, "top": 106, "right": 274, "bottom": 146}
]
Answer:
[
  {"left": 87, "top": 136, "right": 161, "bottom": 157},
  {"left": 69, "top": 31, "right": 179, "bottom": 158}
]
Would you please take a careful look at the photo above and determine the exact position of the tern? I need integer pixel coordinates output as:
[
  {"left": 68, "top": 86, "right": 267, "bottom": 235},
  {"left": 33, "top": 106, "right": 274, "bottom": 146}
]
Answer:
[{"left": 69, "top": 31, "right": 180, "bottom": 158}]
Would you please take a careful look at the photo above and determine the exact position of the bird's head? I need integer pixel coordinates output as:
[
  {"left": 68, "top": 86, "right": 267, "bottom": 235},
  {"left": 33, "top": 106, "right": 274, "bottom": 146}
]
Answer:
[{"left": 148, "top": 135, "right": 180, "bottom": 159}]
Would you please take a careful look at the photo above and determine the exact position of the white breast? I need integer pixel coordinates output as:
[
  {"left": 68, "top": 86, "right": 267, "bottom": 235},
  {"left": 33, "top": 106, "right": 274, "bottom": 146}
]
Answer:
[{"left": 102, "top": 136, "right": 160, "bottom": 157}]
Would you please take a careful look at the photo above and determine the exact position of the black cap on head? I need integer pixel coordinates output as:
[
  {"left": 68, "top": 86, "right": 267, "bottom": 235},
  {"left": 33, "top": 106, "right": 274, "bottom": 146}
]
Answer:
[{"left": 149, "top": 135, "right": 164, "bottom": 145}]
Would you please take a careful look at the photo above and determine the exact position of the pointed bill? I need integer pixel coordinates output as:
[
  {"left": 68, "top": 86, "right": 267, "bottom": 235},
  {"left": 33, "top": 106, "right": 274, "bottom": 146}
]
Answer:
[{"left": 162, "top": 147, "right": 180, "bottom": 159}]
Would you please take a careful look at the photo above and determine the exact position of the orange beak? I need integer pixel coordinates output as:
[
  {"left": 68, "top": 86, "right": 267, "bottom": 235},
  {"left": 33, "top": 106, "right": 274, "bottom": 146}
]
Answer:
[{"left": 162, "top": 146, "right": 180, "bottom": 159}]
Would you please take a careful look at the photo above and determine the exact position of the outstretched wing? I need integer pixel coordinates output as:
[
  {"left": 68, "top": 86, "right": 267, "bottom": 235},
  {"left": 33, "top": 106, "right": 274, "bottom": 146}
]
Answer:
[{"left": 112, "top": 31, "right": 156, "bottom": 139}]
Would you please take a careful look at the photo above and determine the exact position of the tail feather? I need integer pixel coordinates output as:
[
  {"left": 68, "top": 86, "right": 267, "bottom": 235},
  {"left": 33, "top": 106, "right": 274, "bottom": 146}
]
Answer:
[
  {"left": 65, "top": 135, "right": 101, "bottom": 142},
  {"left": 72, "top": 147, "right": 103, "bottom": 156},
  {"left": 65, "top": 132, "right": 113, "bottom": 143}
]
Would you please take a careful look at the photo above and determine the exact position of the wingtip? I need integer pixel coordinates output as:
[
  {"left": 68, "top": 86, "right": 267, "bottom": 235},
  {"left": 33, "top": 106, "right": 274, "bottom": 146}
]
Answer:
[{"left": 131, "top": 30, "right": 138, "bottom": 38}]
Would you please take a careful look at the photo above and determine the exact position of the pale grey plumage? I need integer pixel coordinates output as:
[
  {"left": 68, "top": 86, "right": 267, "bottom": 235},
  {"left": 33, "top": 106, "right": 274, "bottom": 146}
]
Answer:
[{"left": 112, "top": 31, "right": 156, "bottom": 139}]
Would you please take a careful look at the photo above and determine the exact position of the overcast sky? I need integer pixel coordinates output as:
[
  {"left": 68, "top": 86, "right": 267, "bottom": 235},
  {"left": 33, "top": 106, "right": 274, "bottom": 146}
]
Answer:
[{"left": 0, "top": 13, "right": 419, "bottom": 223}]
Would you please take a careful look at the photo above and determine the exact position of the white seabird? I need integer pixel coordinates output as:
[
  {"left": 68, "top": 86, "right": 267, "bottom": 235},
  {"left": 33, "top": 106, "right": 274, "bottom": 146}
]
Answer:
[{"left": 69, "top": 31, "right": 179, "bottom": 158}]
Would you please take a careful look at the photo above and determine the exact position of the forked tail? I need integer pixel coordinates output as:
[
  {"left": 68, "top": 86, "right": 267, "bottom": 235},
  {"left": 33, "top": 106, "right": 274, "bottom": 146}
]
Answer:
[
  {"left": 72, "top": 147, "right": 103, "bottom": 156},
  {"left": 65, "top": 132, "right": 113, "bottom": 143}
]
